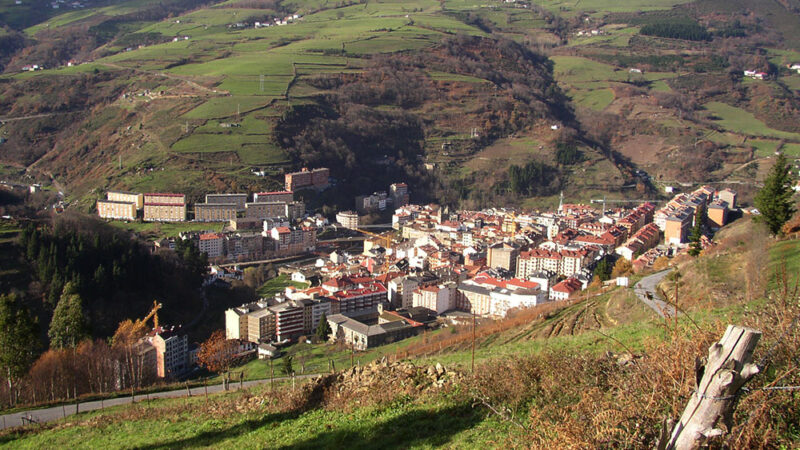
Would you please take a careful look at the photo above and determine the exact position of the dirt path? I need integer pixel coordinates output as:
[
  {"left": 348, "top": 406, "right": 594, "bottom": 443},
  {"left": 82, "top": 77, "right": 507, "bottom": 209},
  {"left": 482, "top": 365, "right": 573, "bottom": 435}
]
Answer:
[{"left": 99, "top": 62, "right": 225, "bottom": 96}]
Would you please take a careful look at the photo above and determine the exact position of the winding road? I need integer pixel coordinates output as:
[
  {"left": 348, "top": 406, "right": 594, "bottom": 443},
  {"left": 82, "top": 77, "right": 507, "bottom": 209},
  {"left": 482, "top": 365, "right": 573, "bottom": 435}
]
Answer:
[{"left": 633, "top": 269, "right": 678, "bottom": 318}]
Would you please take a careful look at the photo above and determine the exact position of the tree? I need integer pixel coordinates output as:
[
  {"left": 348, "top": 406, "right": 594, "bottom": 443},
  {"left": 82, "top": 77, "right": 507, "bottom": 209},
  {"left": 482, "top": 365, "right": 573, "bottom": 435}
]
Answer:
[
  {"left": 315, "top": 313, "right": 332, "bottom": 342},
  {"left": 282, "top": 355, "right": 294, "bottom": 375},
  {"left": 48, "top": 282, "right": 90, "bottom": 349},
  {"left": 688, "top": 204, "right": 706, "bottom": 257},
  {"left": 754, "top": 153, "right": 796, "bottom": 235},
  {"left": 197, "top": 330, "right": 237, "bottom": 375},
  {"left": 593, "top": 256, "right": 612, "bottom": 281},
  {"left": 0, "top": 294, "right": 38, "bottom": 405},
  {"left": 611, "top": 258, "right": 633, "bottom": 278}
]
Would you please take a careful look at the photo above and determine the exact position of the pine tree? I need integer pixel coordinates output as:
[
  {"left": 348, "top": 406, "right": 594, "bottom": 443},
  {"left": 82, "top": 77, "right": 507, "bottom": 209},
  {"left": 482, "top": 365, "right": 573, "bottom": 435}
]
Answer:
[
  {"left": 593, "top": 256, "right": 611, "bottom": 281},
  {"left": 688, "top": 205, "right": 706, "bottom": 257},
  {"left": 315, "top": 313, "right": 332, "bottom": 342},
  {"left": 48, "top": 282, "right": 90, "bottom": 349},
  {"left": 0, "top": 293, "right": 38, "bottom": 404},
  {"left": 754, "top": 153, "right": 796, "bottom": 235}
]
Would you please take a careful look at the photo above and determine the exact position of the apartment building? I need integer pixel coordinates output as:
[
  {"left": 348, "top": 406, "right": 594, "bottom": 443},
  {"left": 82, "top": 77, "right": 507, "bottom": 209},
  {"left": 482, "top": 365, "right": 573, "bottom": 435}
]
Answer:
[
  {"left": 411, "top": 283, "right": 456, "bottom": 314},
  {"left": 144, "top": 193, "right": 186, "bottom": 222},
  {"left": 254, "top": 191, "right": 293, "bottom": 204},
  {"left": 326, "top": 281, "right": 387, "bottom": 315},
  {"left": 615, "top": 223, "right": 661, "bottom": 260},
  {"left": 285, "top": 167, "right": 330, "bottom": 191},
  {"left": 707, "top": 201, "right": 729, "bottom": 229},
  {"left": 247, "top": 308, "right": 276, "bottom": 343},
  {"left": 144, "top": 193, "right": 185, "bottom": 205},
  {"left": 245, "top": 201, "right": 305, "bottom": 220},
  {"left": 246, "top": 201, "right": 286, "bottom": 219},
  {"left": 144, "top": 203, "right": 186, "bottom": 222},
  {"left": 107, "top": 190, "right": 144, "bottom": 209},
  {"left": 206, "top": 193, "right": 248, "bottom": 211},
  {"left": 355, "top": 191, "right": 390, "bottom": 213},
  {"left": 224, "top": 300, "right": 271, "bottom": 341},
  {"left": 456, "top": 274, "right": 546, "bottom": 318},
  {"left": 336, "top": 210, "right": 359, "bottom": 229},
  {"left": 195, "top": 203, "right": 237, "bottom": 222},
  {"left": 198, "top": 233, "right": 225, "bottom": 258},
  {"left": 487, "top": 243, "right": 519, "bottom": 273},
  {"left": 294, "top": 298, "right": 332, "bottom": 335},
  {"left": 390, "top": 182, "right": 409, "bottom": 207},
  {"left": 150, "top": 327, "right": 188, "bottom": 378},
  {"left": 97, "top": 200, "right": 137, "bottom": 220},
  {"left": 269, "top": 302, "right": 305, "bottom": 341},
  {"left": 664, "top": 208, "right": 693, "bottom": 245}
]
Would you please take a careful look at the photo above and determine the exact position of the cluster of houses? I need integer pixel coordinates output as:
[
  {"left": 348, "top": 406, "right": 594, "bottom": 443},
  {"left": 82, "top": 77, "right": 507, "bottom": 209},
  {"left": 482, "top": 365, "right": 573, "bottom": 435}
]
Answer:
[
  {"left": 229, "top": 13, "right": 302, "bottom": 29},
  {"left": 335, "top": 183, "right": 410, "bottom": 229},
  {"left": 222, "top": 184, "right": 739, "bottom": 352},
  {"left": 743, "top": 70, "right": 769, "bottom": 80}
]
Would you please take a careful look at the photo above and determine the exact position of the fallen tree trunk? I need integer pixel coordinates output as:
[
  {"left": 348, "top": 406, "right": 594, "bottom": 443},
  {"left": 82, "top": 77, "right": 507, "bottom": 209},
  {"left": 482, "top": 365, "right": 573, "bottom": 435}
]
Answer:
[{"left": 662, "top": 325, "right": 761, "bottom": 450}]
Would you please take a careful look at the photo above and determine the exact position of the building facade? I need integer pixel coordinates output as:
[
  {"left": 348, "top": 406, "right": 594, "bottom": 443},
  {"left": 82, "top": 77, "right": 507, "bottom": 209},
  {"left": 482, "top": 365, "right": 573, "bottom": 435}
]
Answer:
[
  {"left": 285, "top": 168, "right": 330, "bottom": 191},
  {"left": 336, "top": 210, "right": 359, "bottom": 229},
  {"left": 195, "top": 203, "right": 237, "bottom": 222},
  {"left": 206, "top": 193, "right": 248, "bottom": 211},
  {"left": 107, "top": 191, "right": 144, "bottom": 209},
  {"left": 97, "top": 200, "right": 137, "bottom": 220},
  {"left": 254, "top": 191, "right": 293, "bottom": 203}
]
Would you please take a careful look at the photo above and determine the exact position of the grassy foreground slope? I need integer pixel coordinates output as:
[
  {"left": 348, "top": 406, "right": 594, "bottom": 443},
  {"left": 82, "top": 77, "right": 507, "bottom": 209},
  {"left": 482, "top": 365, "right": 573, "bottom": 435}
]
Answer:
[{"left": 3, "top": 218, "right": 799, "bottom": 448}]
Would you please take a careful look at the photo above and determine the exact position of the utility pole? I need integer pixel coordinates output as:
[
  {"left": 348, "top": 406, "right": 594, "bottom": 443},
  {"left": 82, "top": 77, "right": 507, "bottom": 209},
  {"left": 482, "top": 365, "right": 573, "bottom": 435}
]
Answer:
[{"left": 471, "top": 310, "right": 476, "bottom": 373}]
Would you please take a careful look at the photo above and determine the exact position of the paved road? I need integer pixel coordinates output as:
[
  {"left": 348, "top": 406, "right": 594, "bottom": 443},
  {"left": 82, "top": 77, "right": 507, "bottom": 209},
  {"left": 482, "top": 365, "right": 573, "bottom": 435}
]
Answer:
[
  {"left": 633, "top": 269, "right": 678, "bottom": 318},
  {"left": 0, "top": 374, "right": 318, "bottom": 430}
]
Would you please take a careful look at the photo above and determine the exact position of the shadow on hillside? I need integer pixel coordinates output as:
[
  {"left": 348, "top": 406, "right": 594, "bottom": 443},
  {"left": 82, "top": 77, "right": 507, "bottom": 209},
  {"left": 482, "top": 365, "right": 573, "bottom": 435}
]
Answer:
[
  {"left": 277, "top": 403, "right": 482, "bottom": 449},
  {"left": 134, "top": 410, "right": 301, "bottom": 450},
  {"left": 134, "top": 402, "right": 481, "bottom": 449}
]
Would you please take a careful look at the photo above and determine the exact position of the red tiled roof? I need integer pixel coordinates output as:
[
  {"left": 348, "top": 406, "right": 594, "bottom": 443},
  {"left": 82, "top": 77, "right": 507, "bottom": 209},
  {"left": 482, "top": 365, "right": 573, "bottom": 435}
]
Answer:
[{"left": 552, "top": 278, "right": 582, "bottom": 293}]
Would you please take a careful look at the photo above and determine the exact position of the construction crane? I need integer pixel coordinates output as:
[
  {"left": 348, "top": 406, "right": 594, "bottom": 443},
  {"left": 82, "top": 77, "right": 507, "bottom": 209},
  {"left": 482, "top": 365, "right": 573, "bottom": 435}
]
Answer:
[
  {"left": 144, "top": 300, "right": 163, "bottom": 331},
  {"left": 112, "top": 300, "right": 163, "bottom": 346},
  {"left": 355, "top": 228, "right": 394, "bottom": 249},
  {"left": 355, "top": 229, "right": 395, "bottom": 273}
]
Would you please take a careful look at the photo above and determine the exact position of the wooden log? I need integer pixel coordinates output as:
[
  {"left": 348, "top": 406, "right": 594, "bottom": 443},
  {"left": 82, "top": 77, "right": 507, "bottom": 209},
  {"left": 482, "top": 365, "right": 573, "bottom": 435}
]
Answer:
[{"left": 664, "top": 325, "right": 761, "bottom": 450}]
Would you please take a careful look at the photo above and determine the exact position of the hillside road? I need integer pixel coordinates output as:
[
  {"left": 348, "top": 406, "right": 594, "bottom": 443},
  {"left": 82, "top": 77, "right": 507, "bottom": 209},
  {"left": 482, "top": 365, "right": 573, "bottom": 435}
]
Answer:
[
  {"left": 0, "top": 373, "right": 317, "bottom": 430},
  {"left": 633, "top": 269, "right": 678, "bottom": 319}
]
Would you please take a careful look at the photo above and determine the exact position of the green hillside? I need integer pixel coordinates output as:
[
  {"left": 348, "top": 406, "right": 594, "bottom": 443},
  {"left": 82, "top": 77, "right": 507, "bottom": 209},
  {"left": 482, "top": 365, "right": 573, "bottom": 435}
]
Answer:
[{"left": 4, "top": 0, "right": 799, "bottom": 209}]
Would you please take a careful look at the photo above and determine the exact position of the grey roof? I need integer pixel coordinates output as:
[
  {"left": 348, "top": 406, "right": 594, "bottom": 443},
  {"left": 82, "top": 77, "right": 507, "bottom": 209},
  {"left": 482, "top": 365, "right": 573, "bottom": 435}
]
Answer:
[
  {"left": 457, "top": 282, "right": 491, "bottom": 296},
  {"left": 380, "top": 321, "right": 410, "bottom": 332}
]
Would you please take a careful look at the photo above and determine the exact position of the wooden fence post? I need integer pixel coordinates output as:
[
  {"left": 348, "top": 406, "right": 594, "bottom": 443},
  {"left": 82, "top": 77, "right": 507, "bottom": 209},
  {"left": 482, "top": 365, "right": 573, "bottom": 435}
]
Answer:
[{"left": 662, "top": 325, "right": 761, "bottom": 450}]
